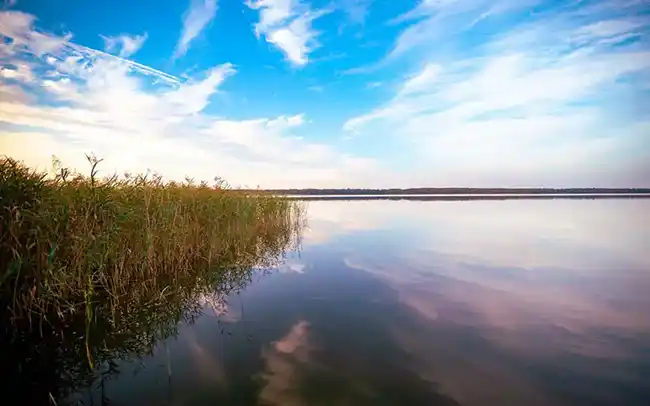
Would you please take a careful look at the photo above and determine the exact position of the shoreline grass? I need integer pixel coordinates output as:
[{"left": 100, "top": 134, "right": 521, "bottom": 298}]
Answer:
[{"left": 0, "top": 155, "right": 304, "bottom": 326}]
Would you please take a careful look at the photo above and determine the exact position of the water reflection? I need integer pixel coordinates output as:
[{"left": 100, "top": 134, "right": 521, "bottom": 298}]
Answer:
[
  {"left": 8, "top": 199, "right": 650, "bottom": 405},
  {"left": 305, "top": 199, "right": 650, "bottom": 405},
  {"left": 0, "top": 215, "right": 300, "bottom": 406},
  {"left": 304, "top": 199, "right": 650, "bottom": 270}
]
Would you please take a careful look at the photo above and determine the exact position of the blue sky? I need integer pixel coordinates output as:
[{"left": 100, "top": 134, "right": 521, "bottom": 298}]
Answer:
[{"left": 0, "top": 0, "right": 648, "bottom": 187}]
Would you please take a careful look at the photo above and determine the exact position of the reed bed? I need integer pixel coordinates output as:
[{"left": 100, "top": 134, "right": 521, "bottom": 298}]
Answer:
[{"left": 0, "top": 155, "right": 303, "bottom": 326}]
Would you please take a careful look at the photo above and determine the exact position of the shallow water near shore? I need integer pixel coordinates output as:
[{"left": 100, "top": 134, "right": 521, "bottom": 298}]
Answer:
[{"left": 15, "top": 199, "right": 650, "bottom": 405}]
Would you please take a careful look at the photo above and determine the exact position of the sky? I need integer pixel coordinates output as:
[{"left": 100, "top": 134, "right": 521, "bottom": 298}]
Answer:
[{"left": 0, "top": 0, "right": 648, "bottom": 188}]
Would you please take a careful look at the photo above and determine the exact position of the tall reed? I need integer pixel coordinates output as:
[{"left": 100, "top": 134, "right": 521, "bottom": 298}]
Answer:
[{"left": 0, "top": 155, "right": 303, "bottom": 326}]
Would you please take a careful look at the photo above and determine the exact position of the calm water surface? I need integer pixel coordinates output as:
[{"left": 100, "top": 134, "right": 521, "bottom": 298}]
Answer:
[{"left": 74, "top": 199, "right": 650, "bottom": 405}]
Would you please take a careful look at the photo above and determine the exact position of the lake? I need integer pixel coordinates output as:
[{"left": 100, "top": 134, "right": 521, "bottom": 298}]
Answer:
[{"left": 39, "top": 199, "right": 650, "bottom": 405}]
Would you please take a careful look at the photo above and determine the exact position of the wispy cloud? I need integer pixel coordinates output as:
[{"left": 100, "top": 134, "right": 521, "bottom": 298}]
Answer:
[
  {"left": 344, "top": 1, "right": 650, "bottom": 187},
  {"left": 101, "top": 33, "right": 148, "bottom": 58},
  {"left": 337, "top": 0, "right": 372, "bottom": 25},
  {"left": 173, "top": 0, "right": 218, "bottom": 60},
  {"left": 246, "top": 0, "right": 327, "bottom": 67},
  {"left": 0, "top": 10, "right": 380, "bottom": 188},
  {"left": 389, "top": 0, "right": 541, "bottom": 59},
  {"left": 0, "top": 11, "right": 178, "bottom": 83},
  {"left": 2, "top": 1, "right": 647, "bottom": 189}
]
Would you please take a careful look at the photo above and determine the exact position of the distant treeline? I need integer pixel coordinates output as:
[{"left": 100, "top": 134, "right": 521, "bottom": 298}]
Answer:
[{"left": 251, "top": 188, "right": 650, "bottom": 195}]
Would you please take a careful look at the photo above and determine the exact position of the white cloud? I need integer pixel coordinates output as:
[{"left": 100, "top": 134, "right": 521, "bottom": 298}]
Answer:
[
  {"left": 0, "top": 11, "right": 178, "bottom": 84},
  {"left": 71, "top": 44, "right": 181, "bottom": 84},
  {"left": 343, "top": 3, "right": 650, "bottom": 187},
  {"left": 101, "top": 33, "right": 148, "bottom": 58},
  {"left": 398, "top": 63, "right": 441, "bottom": 97},
  {"left": 0, "top": 82, "right": 32, "bottom": 102},
  {"left": 246, "top": 0, "right": 326, "bottom": 66},
  {"left": 337, "top": 0, "right": 372, "bottom": 25},
  {"left": 173, "top": 0, "right": 218, "bottom": 59},
  {"left": 342, "top": 0, "right": 529, "bottom": 74},
  {"left": 0, "top": 11, "right": 72, "bottom": 57},
  {"left": 0, "top": 61, "right": 33, "bottom": 81},
  {"left": 0, "top": 10, "right": 380, "bottom": 188},
  {"left": 388, "top": 0, "right": 531, "bottom": 57},
  {"left": 575, "top": 19, "right": 644, "bottom": 39}
]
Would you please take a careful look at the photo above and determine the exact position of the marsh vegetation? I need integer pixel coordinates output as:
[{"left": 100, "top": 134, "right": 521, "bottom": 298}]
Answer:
[{"left": 0, "top": 155, "right": 303, "bottom": 404}]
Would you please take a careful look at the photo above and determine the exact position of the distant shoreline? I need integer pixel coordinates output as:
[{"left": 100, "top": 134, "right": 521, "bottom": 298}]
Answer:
[
  {"left": 277, "top": 193, "right": 650, "bottom": 201},
  {"left": 253, "top": 188, "right": 650, "bottom": 196},
  {"left": 248, "top": 188, "right": 650, "bottom": 200}
]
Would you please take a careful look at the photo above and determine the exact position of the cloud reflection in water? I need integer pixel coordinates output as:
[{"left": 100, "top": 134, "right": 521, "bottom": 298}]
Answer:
[{"left": 303, "top": 199, "right": 650, "bottom": 405}]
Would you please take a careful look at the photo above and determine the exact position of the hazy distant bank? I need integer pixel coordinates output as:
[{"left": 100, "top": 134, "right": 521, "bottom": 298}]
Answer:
[
  {"left": 249, "top": 188, "right": 650, "bottom": 200},
  {"left": 277, "top": 193, "right": 650, "bottom": 201},
  {"left": 254, "top": 188, "right": 650, "bottom": 195}
]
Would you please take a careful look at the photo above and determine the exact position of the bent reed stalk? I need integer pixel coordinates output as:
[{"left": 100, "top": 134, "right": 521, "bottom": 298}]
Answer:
[{"left": 0, "top": 155, "right": 304, "bottom": 327}]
